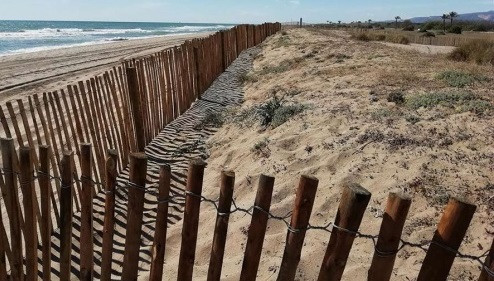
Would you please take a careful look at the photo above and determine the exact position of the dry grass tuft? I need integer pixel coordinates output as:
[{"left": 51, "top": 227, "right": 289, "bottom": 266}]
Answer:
[{"left": 448, "top": 39, "right": 494, "bottom": 66}]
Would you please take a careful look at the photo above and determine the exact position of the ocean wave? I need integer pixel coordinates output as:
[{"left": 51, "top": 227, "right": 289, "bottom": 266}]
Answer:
[
  {"left": 0, "top": 32, "right": 196, "bottom": 57},
  {"left": 0, "top": 27, "right": 153, "bottom": 39},
  {"left": 0, "top": 24, "right": 232, "bottom": 39}
]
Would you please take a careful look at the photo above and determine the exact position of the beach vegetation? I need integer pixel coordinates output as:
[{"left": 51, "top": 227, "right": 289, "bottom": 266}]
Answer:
[
  {"left": 405, "top": 91, "right": 492, "bottom": 114},
  {"left": 448, "top": 39, "right": 494, "bottom": 66},
  {"left": 436, "top": 70, "right": 488, "bottom": 88}
]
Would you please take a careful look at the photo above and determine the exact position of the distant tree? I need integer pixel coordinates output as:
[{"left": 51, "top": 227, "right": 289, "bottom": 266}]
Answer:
[
  {"left": 395, "top": 16, "right": 401, "bottom": 28},
  {"left": 441, "top": 14, "right": 450, "bottom": 31},
  {"left": 449, "top": 11, "right": 458, "bottom": 26},
  {"left": 368, "top": 19, "right": 372, "bottom": 28},
  {"left": 338, "top": 20, "right": 341, "bottom": 25}
]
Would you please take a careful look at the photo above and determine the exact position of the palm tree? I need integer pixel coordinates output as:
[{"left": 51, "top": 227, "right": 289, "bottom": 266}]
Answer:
[
  {"left": 449, "top": 11, "right": 458, "bottom": 26},
  {"left": 395, "top": 16, "right": 401, "bottom": 28},
  {"left": 441, "top": 14, "right": 450, "bottom": 31}
]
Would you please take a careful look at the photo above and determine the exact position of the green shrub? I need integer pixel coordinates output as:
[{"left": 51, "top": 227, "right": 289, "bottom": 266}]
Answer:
[
  {"left": 387, "top": 92, "right": 405, "bottom": 104},
  {"left": 436, "top": 70, "right": 477, "bottom": 88},
  {"left": 402, "top": 25, "right": 415, "bottom": 31},
  {"left": 421, "top": 31, "right": 436, "bottom": 37},
  {"left": 405, "top": 91, "right": 492, "bottom": 114},
  {"left": 448, "top": 26, "right": 462, "bottom": 34},
  {"left": 257, "top": 95, "right": 305, "bottom": 127},
  {"left": 448, "top": 39, "right": 494, "bottom": 66}
]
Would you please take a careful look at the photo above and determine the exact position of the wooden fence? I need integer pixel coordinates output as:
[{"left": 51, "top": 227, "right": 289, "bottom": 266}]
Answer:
[
  {"left": 2, "top": 145, "right": 493, "bottom": 280},
  {"left": 0, "top": 22, "right": 282, "bottom": 280}
]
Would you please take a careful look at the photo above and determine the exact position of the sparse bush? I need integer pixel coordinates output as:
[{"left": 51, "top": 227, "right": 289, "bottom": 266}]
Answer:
[
  {"left": 352, "top": 33, "right": 371, "bottom": 42},
  {"left": 386, "top": 34, "right": 410, "bottom": 45},
  {"left": 281, "top": 31, "right": 288, "bottom": 36},
  {"left": 421, "top": 31, "right": 436, "bottom": 37},
  {"left": 435, "top": 31, "right": 445, "bottom": 36},
  {"left": 448, "top": 26, "right": 462, "bottom": 34},
  {"left": 258, "top": 60, "right": 292, "bottom": 75},
  {"left": 239, "top": 72, "right": 259, "bottom": 84},
  {"left": 405, "top": 91, "right": 492, "bottom": 114},
  {"left": 436, "top": 70, "right": 488, "bottom": 88},
  {"left": 371, "top": 108, "right": 394, "bottom": 120},
  {"left": 387, "top": 92, "right": 405, "bottom": 105},
  {"left": 251, "top": 138, "right": 271, "bottom": 158},
  {"left": 448, "top": 39, "right": 494, "bottom": 66},
  {"left": 271, "top": 104, "right": 305, "bottom": 127},
  {"left": 405, "top": 114, "right": 420, "bottom": 124},
  {"left": 402, "top": 25, "right": 414, "bottom": 31},
  {"left": 257, "top": 95, "right": 305, "bottom": 127},
  {"left": 194, "top": 110, "right": 224, "bottom": 130}
]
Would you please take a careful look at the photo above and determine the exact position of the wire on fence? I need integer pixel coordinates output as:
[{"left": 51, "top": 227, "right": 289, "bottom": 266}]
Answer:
[{"left": 0, "top": 166, "right": 490, "bottom": 274}]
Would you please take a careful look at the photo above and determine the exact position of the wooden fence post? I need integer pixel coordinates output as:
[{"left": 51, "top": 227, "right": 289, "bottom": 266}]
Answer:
[
  {"left": 368, "top": 192, "right": 412, "bottom": 281},
  {"left": 240, "top": 174, "right": 276, "bottom": 281},
  {"left": 207, "top": 171, "right": 235, "bottom": 281},
  {"left": 126, "top": 67, "right": 146, "bottom": 152},
  {"left": 317, "top": 183, "right": 371, "bottom": 281},
  {"left": 0, "top": 138, "right": 23, "bottom": 281},
  {"left": 177, "top": 159, "right": 207, "bottom": 281},
  {"left": 277, "top": 175, "right": 319, "bottom": 281},
  {"left": 19, "top": 147, "right": 38, "bottom": 281},
  {"left": 0, "top": 205, "right": 5, "bottom": 281},
  {"left": 149, "top": 165, "right": 172, "bottom": 281},
  {"left": 80, "top": 143, "right": 94, "bottom": 280},
  {"left": 60, "top": 150, "right": 75, "bottom": 281},
  {"left": 479, "top": 238, "right": 494, "bottom": 281},
  {"left": 39, "top": 145, "right": 52, "bottom": 281},
  {"left": 100, "top": 149, "right": 118, "bottom": 281},
  {"left": 417, "top": 197, "right": 476, "bottom": 281},
  {"left": 122, "top": 153, "right": 148, "bottom": 281}
]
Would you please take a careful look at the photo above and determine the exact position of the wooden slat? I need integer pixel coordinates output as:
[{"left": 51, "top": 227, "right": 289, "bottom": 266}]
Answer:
[{"left": 177, "top": 160, "right": 207, "bottom": 281}]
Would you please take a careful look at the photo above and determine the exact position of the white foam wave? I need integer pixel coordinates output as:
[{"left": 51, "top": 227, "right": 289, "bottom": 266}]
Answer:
[{"left": 0, "top": 25, "right": 232, "bottom": 39}]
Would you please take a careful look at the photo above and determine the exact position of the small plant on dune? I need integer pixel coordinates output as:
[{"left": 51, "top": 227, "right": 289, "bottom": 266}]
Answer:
[
  {"left": 194, "top": 110, "right": 224, "bottom": 130},
  {"left": 258, "top": 60, "right": 293, "bottom": 75},
  {"left": 239, "top": 71, "right": 259, "bottom": 84},
  {"left": 251, "top": 137, "right": 271, "bottom": 158},
  {"left": 281, "top": 31, "right": 288, "bottom": 36},
  {"left": 436, "top": 70, "right": 488, "bottom": 88},
  {"left": 405, "top": 91, "right": 493, "bottom": 115},
  {"left": 449, "top": 39, "right": 494, "bottom": 66},
  {"left": 257, "top": 95, "right": 305, "bottom": 127},
  {"left": 387, "top": 92, "right": 405, "bottom": 105}
]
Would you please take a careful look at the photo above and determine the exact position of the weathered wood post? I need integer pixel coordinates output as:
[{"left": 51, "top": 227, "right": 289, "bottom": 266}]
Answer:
[
  {"left": 240, "top": 174, "right": 276, "bottom": 281},
  {"left": 368, "top": 192, "right": 412, "bottom": 281},
  {"left": 122, "top": 153, "right": 148, "bottom": 280},
  {"left": 207, "top": 171, "right": 236, "bottom": 281},
  {"left": 100, "top": 149, "right": 118, "bottom": 281},
  {"left": 177, "top": 159, "right": 207, "bottom": 281},
  {"left": 19, "top": 146, "right": 38, "bottom": 281},
  {"left": 317, "top": 183, "right": 371, "bottom": 281},
  {"left": 60, "top": 150, "right": 75, "bottom": 281},
  {"left": 80, "top": 143, "right": 94, "bottom": 280},
  {"left": 0, "top": 208, "right": 5, "bottom": 281},
  {"left": 479, "top": 238, "right": 494, "bottom": 281},
  {"left": 1, "top": 138, "right": 23, "bottom": 280},
  {"left": 277, "top": 175, "right": 319, "bottom": 281},
  {"left": 126, "top": 67, "right": 146, "bottom": 152},
  {"left": 417, "top": 197, "right": 476, "bottom": 281},
  {"left": 149, "top": 165, "right": 171, "bottom": 281},
  {"left": 39, "top": 145, "right": 52, "bottom": 281}
]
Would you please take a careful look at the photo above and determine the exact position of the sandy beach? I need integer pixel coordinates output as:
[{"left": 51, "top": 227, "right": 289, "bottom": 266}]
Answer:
[{"left": 0, "top": 32, "right": 209, "bottom": 102}]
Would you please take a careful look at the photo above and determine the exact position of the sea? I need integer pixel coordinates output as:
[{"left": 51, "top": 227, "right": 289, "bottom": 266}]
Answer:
[{"left": 0, "top": 20, "right": 234, "bottom": 56}]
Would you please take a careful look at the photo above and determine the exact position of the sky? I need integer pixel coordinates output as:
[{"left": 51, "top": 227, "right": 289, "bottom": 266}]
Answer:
[{"left": 0, "top": 0, "right": 493, "bottom": 24}]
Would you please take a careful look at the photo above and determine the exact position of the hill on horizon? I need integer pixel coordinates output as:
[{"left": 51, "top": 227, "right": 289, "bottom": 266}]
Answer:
[{"left": 409, "top": 10, "right": 494, "bottom": 23}]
